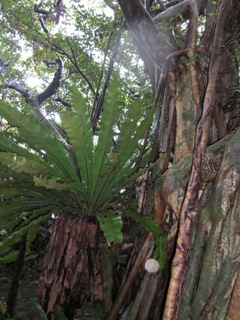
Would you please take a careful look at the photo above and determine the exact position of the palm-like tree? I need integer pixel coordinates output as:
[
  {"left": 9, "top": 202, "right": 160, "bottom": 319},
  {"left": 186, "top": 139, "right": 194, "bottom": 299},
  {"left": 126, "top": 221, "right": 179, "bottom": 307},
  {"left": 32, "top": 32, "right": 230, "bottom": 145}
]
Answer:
[{"left": 0, "top": 82, "right": 163, "bottom": 318}]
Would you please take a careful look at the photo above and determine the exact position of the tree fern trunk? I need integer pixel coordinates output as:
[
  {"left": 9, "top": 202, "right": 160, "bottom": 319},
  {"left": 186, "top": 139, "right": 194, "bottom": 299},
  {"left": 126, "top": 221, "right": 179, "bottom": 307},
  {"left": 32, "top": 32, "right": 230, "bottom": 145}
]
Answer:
[{"left": 37, "top": 214, "right": 103, "bottom": 319}]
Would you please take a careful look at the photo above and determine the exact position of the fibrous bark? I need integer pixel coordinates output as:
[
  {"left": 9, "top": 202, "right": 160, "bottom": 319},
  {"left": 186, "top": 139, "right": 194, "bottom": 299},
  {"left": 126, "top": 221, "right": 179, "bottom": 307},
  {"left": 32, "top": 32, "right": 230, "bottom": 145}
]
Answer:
[{"left": 37, "top": 214, "right": 102, "bottom": 319}]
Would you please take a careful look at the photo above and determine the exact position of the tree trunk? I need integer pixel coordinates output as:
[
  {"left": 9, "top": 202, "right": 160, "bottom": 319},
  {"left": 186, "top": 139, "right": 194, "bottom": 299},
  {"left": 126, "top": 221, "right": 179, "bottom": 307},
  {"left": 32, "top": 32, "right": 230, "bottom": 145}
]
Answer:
[
  {"left": 178, "top": 127, "right": 240, "bottom": 319},
  {"left": 117, "top": 1, "right": 240, "bottom": 319},
  {"left": 37, "top": 214, "right": 103, "bottom": 319}
]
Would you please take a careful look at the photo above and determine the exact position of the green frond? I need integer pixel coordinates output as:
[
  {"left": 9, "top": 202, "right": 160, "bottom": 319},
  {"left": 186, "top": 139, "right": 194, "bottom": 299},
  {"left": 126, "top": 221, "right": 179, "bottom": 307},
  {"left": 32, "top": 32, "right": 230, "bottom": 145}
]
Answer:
[
  {"left": 33, "top": 175, "right": 89, "bottom": 206},
  {"left": 114, "top": 99, "right": 143, "bottom": 154},
  {"left": 91, "top": 80, "right": 120, "bottom": 204},
  {"left": 70, "top": 86, "right": 94, "bottom": 156},
  {"left": 0, "top": 134, "right": 37, "bottom": 157},
  {"left": 61, "top": 110, "right": 92, "bottom": 195},
  {"left": 0, "top": 101, "right": 78, "bottom": 182},
  {"left": 0, "top": 152, "right": 57, "bottom": 177},
  {"left": 0, "top": 201, "right": 49, "bottom": 224},
  {"left": 96, "top": 210, "right": 123, "bottom": 244},
  {"left": 61, "top": 87, "right": 93, "bottom": 196},
  {"left": 0, "top": 213, "right": 49, "bottom": 255},
  {"left": 114, "top": 106, "right": 157, "bottom": 185},
  {"left": 91, "top": 106, "right": 157, "bottom": 210},
  {"left": 26, "top": 223, "right": 41, "bottom": 249},
  {"left": 0, "top": 251, "right": 19, "bottom": 263}
]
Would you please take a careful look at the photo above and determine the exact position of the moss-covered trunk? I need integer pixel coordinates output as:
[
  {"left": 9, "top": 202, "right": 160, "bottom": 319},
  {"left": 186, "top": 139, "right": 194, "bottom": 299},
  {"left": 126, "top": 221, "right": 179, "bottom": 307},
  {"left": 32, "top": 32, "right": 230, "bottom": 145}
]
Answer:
[
  {"left": 154, "top": 128, "right": 240, "bottom": 319},
  {"left": 178, "top": 128, "right": 240, "bottom": 320}
]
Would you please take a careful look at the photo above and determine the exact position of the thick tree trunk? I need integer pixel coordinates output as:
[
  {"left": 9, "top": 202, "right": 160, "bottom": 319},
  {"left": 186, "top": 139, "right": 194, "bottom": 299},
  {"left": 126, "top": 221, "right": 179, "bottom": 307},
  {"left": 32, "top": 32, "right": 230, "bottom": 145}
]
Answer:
[
  {"left": 178, "top": 128, "right": 240, "bottom": 320},
  {"left": 154, "top": 128, "right": 240, "bottom": 319},
  {"left": 37, "top": 214, "right": 103, "bottom": 319}
]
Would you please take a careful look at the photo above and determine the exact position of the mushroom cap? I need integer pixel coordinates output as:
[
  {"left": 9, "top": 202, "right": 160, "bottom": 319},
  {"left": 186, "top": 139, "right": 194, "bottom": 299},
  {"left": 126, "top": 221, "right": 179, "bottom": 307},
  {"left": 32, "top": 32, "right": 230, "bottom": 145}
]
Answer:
[{"left": 144, "top": 258, "right": 160, "bottom": 273}]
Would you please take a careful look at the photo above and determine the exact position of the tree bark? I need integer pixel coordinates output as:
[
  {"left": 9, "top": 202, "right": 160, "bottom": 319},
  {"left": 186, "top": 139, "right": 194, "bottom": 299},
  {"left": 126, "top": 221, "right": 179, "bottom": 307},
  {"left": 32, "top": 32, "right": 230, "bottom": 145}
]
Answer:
[
  {"left": 37, "top": 214, "right": 103, "bottom": 319},
  {"left": 178, "top": 127, "right": 240, "bottom": 320}
]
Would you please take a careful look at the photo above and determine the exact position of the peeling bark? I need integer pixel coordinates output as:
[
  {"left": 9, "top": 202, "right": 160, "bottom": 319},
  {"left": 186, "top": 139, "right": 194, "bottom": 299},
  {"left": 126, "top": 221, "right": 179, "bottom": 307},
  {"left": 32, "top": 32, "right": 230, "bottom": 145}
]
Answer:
[{"left": 37, "top": 214, "right": 102, "bottom": 319}]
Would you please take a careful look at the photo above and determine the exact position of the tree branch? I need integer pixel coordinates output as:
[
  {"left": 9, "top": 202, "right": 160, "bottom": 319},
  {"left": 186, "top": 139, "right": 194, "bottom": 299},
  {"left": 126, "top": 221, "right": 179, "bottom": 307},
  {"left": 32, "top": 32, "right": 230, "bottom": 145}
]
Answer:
[
  {"left": 7, "top": 59, "right": 62, "bottom": 107},
  {"left": 5, "top": 59, "right": 72, "bottom": 153},
  {"left": 153, "top": 49, "right": 188, "bottom": 105},
  {"left": 54, "top": 97, "right": 71, "bottom": 108},
  {"left": 91, "top": 32, "right": 121, "bottom": 132},
  {"left": 65, "top": 37, "right": 96, "bottom": 95},
  {"left": 117, "top": 0, "right": 176, "bottom": 70},
  {"left": 38, "top": 58, "right": 62, "bottom": 104},
  {"left": 188, "top": 2, "right": 201, "bottom": 119},
  {"left": 153, "top": 0, "right": 206, "bottom": 24},
  {"left": 0, "top": 58, "right": 10, "bottom": 74}
]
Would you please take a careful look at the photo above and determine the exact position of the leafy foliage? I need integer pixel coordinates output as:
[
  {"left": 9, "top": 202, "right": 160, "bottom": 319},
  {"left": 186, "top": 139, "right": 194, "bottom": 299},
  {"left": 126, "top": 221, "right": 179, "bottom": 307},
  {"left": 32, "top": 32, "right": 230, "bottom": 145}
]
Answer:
[
  {"left": 96, "top": 210, "right": 123, "bottom": 244},
  {"left": 0, "top": 81, "right": 156, "bottom": 254}
]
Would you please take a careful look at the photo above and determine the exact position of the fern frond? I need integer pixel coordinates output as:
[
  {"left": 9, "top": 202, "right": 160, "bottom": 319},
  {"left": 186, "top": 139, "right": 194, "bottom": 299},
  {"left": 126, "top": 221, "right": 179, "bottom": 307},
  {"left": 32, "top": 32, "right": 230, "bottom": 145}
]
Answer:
[
  {"left": 91, "top": 80, "right": 120, "bottom": 204},
  {"left": 96, "top": 210, "right": 123, "bottom": 244},
  {"left": 0, "top": 153, "right": 57, "bottom": 177},
  {"left": 0, "top": 102, "right": 77, "bottom": 182},
  {"left": 61, "top": 87, "right": 94, "bottom": 195}
]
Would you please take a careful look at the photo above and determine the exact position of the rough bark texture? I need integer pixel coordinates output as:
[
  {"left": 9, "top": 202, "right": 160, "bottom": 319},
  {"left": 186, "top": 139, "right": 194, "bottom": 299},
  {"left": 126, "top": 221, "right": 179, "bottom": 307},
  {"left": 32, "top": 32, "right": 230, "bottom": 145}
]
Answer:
[
  {"left": 37, "top": 214, "right": 102, "bottom": 319},
  {"left": 178, "top": 127, "right": 240, "bottom": 320},
  {"left": 227, "top": 269, "right": 240, "bottom": 320},
  {"left": 153, "top": 128, "right": 240, "bottom": 318}
]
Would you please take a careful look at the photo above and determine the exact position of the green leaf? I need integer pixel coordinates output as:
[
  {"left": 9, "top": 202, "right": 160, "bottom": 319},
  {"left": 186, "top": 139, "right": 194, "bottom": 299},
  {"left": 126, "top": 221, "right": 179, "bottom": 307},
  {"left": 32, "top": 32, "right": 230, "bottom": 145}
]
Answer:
[
  {"left": 0, "top": 134, "right": 36, "bottom": 157},
  {"left": 0, "top": 230, "right": 26, "bottom": 254},
  {"left": 0, "top": 153, "right": 56, "bottom": 177},
  {"left": 0, "top": 251, "right": 18, "bottom": 263},
  {"left": 70, "top": 86, "right": 94, "bottom": 184},
  {"left": 55, "top": 305, "right": 68, "bottom": 320},
  {"left": 125, "top": 210, "right": 163, "bottom": 235},
  {"left": 33, "top": 175, "right": 70, "bottom": 189},
  {"left": 89, "top": 159, "right": 122, "bottom": 210},
  {"left": 96, "top": 210, "right": 123, "bottom": 244},
  {"left": 114, "top": 106, "right": 156, "bottom": 185},
  {"left": 115, "top": 99, "right": 142, "bottom": 154},
  {"left": 91, "top": 80, "right": 120, "bottom": 204},
  {"left": 24, "top": 253, "right": 39, "bottom": 261},
  {"left": 0, "top": 251, "right": 38, "bottom": 263},
  {"left": 0, "top": 101, "right": 77, "bottom": 181},
  {"left": 32, "top": 302, "right": 48, "bottom": 320},
  {"left": 61, "top": 109, "right": 92, "bottom": 194},
  {"left": 0, "top": 213, "right": 51, "bottom": 254},
  {"left": 26, "top": 223, "right": 40, "bottom": 249}
]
